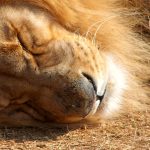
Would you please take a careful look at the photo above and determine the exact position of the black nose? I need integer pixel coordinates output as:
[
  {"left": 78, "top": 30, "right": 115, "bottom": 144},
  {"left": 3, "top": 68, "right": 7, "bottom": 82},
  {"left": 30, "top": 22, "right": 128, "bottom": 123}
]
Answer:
[{"left": 53, "top": 73, "right": 97, "bottom": 118}]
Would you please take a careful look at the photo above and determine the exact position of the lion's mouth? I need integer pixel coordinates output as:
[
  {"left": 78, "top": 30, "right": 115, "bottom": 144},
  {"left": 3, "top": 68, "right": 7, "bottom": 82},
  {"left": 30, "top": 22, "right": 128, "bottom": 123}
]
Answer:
[
  {"left": 82, "top": 73, "right": 106, "bottom": 100},
  {"left": 97, "top": 89, "right": 106, "bottom": 103},
  {"left": 87, "top": 89, "right": 107, "bottom": 117},
  {"left": 82, "top": 73, "right": 107, "bottom": 116}
]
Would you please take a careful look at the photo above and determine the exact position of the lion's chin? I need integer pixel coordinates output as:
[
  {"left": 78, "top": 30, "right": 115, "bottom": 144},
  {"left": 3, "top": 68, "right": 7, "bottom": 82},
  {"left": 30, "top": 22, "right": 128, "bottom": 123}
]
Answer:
[
  {"left": 86, "top": 100, "right": 101, "bottom": 117},
  {"left": 51, "top": 99, "right": 103, "bottom": 123}
]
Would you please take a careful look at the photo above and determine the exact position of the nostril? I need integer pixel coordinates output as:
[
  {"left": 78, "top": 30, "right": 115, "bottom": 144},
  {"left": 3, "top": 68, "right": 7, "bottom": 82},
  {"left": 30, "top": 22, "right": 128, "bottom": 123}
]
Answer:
[{"left": 82, "top": 73, "right": 97, "bottom": 93}]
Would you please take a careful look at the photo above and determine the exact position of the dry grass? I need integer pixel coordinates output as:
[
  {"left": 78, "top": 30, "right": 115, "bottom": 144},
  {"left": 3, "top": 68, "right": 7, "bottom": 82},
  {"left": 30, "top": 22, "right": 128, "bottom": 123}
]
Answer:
[{"left": 0, "top": 111, "right": 149, "bottom": 150}]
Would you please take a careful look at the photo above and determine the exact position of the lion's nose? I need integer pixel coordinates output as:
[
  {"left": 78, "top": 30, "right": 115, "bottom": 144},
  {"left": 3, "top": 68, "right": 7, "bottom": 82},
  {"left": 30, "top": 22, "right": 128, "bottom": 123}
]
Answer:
[{"left": 54, "top": 73, "right": 97, "bottom": 118}]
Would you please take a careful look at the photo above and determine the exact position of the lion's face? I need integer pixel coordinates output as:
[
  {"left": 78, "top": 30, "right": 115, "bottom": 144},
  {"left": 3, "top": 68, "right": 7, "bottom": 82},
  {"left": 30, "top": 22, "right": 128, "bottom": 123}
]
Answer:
[{"left": 0, "top": 2, "right": 127, "bottom": 124}]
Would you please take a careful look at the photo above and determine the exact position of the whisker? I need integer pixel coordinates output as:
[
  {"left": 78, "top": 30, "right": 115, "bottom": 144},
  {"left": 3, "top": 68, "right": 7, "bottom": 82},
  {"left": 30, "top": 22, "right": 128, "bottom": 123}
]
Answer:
[
  {"left": 92, "top": 15, "right": 118, "bottom": 45},
  {"left": 84, "top": 20, "right": 104, "bottom": 39}
]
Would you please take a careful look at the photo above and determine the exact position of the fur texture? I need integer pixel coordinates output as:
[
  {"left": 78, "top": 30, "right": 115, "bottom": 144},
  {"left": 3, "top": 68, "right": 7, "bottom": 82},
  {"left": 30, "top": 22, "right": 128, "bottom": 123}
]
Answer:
[{"left": 0, "top": 0, "right": 149, "bottom": 126}]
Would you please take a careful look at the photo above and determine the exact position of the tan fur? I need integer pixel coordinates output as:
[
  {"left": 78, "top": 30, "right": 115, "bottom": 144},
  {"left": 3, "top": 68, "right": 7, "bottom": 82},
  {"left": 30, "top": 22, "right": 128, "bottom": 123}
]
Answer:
[{"left": 0, "top": 0, "right": 149, "bottom": 126}]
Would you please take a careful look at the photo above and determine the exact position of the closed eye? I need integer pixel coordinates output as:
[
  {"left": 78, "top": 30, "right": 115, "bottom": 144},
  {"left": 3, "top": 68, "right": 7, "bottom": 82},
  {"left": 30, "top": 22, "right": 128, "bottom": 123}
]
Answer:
[{"left": 17, "top": 33, "right": 29, "bottom": 51}]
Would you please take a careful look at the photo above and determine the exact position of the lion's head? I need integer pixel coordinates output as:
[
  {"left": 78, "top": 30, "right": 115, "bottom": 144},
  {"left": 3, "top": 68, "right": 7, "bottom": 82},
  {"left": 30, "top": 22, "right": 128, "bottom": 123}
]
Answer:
[{"left": 0, "top": 0, "right": 149, "bottom": 125}]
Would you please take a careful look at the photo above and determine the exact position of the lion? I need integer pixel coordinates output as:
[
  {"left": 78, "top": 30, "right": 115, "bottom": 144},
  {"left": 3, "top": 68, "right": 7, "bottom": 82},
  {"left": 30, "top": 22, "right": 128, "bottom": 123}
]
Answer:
[{"left": 0, "top": 0, "right": 149, "bottom": 126}]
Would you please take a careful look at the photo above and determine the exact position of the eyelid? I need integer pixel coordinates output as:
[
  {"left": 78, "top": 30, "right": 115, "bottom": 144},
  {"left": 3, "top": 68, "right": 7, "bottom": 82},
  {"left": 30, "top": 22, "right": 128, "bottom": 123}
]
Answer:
[{"left": 17, "top": 33, "right": 29, "bottom": 52}]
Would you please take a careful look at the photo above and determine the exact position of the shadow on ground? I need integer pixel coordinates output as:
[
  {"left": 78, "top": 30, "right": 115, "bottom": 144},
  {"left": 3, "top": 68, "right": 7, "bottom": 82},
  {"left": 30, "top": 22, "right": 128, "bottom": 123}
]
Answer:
[{"left": 0, "top": 111, "right": 149, "bottom": 149}]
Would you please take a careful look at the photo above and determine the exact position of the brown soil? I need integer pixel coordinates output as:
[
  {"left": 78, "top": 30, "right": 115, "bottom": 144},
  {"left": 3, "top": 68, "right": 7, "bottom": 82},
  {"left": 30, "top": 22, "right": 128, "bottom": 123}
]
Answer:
[{"left": 0, "top": 111, "right": 149, "bottom": 150}]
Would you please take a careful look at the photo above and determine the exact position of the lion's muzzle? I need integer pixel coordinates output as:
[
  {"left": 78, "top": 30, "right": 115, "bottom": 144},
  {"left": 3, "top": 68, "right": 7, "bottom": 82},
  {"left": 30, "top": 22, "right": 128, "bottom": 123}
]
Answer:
[{"left": 30, "top": 71, "right": 101, "bottom": 123}]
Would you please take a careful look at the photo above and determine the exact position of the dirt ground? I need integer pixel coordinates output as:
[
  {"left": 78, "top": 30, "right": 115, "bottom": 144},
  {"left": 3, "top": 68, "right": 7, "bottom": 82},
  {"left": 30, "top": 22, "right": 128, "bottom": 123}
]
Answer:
[{"left": 0, "top": 110, "right": 149, "bottom": 150}]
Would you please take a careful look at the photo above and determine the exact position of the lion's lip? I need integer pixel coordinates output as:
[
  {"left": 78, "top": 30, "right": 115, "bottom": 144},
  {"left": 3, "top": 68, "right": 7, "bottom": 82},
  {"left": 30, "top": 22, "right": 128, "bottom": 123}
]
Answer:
[
  {"left": 85, "top": 88, "right": 106, "bottom": 118},
  {"left": 96, "top": 88, "right": 106, "bottom": 103},
  {"left": 89, "top": 100, "right": 101, "bottom": 116}
]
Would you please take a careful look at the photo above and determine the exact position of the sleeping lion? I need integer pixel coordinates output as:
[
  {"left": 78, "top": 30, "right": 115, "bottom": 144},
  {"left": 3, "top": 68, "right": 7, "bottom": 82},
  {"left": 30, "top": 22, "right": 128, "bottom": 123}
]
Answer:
[{"left": 0, "top": 0, "right": 149, "bottom": 126}]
